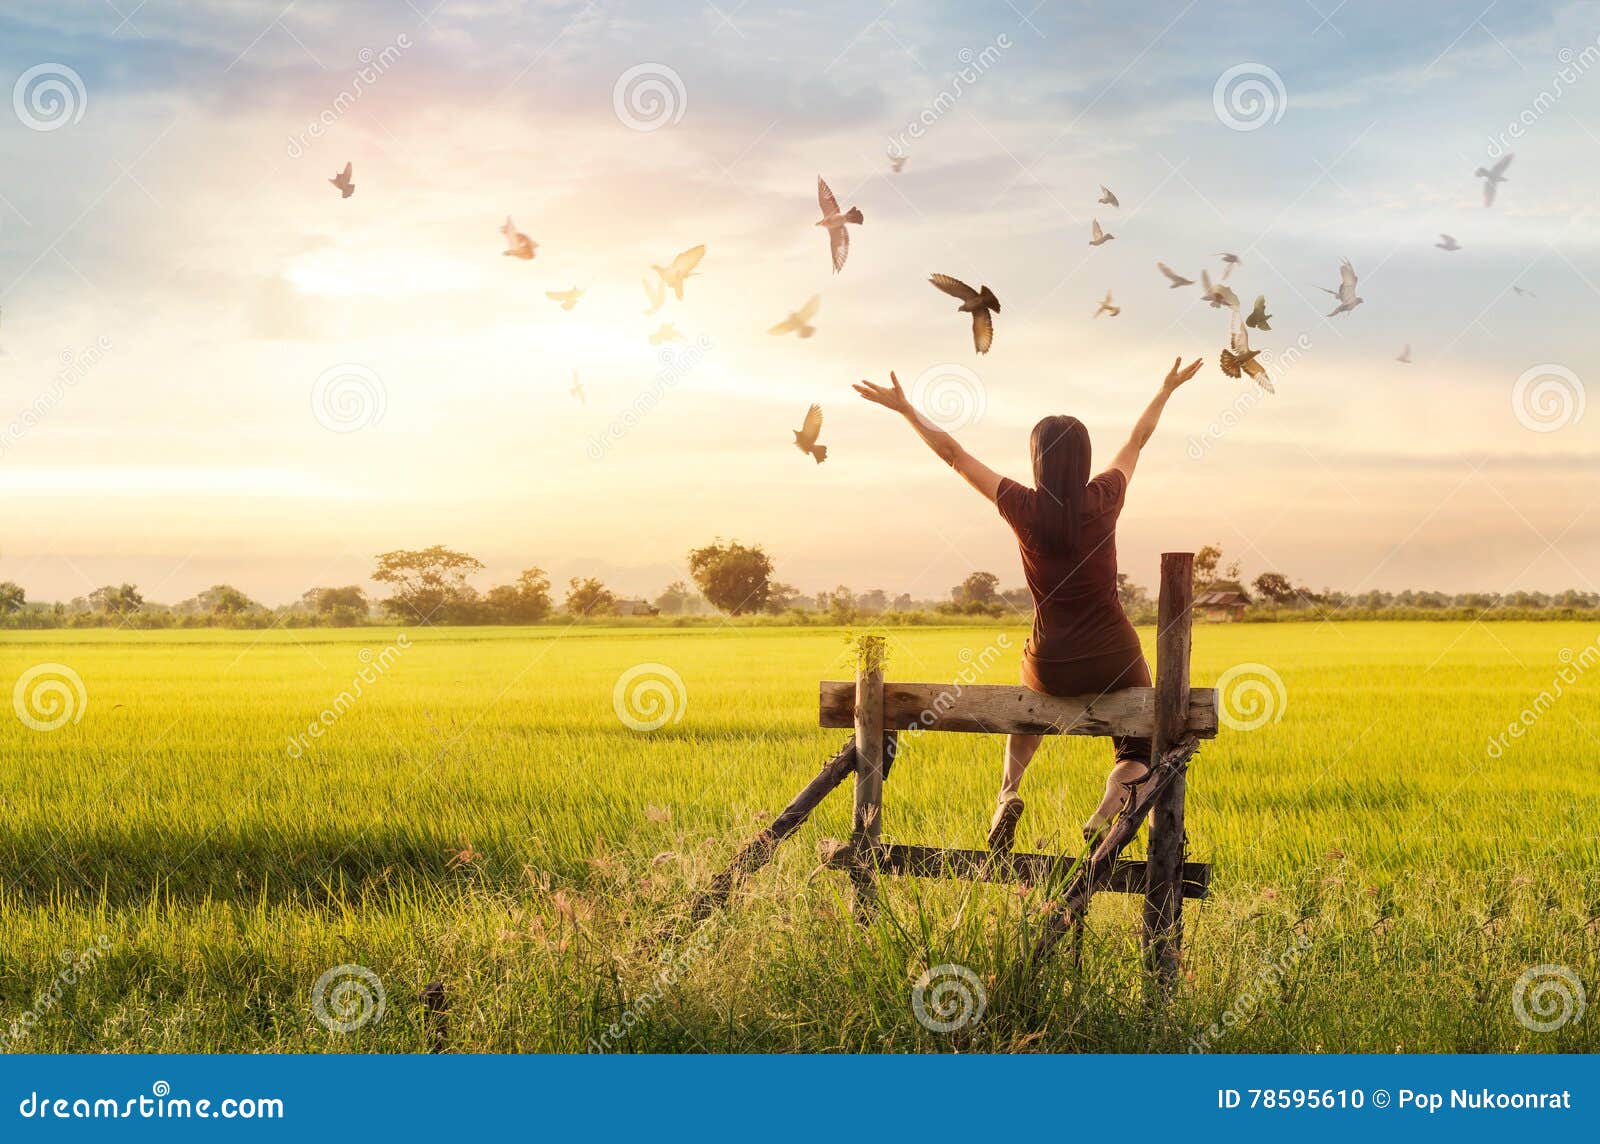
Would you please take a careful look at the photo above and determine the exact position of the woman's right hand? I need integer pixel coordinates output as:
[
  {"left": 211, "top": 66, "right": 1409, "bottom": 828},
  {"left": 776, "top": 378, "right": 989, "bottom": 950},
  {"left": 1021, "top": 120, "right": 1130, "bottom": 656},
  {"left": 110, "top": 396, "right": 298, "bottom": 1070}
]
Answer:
[
  {"left": 1163, "top": 356, "right": 1203, "bottom": 392},
  {"left": 853, "top": 371, "right": 912, "bottom": 415}
]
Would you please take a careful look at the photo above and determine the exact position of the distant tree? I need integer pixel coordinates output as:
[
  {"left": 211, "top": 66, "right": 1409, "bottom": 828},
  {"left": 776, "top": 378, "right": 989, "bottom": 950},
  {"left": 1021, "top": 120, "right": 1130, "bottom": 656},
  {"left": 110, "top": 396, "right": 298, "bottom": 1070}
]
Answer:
[
  {"left": 1193, "top": 544, "right": 1223, "bottom": 590},
  {"left": 303, "top": 585, "right": 369, "bottom": 626},
  {"left": 1252, "top": 572, "right": 1296, "bottom": 604},
  {"left": 891, "top": 593, "right": 913, "bottom": 612},
  {"left": 89, "top": 583, "right": 143, "bottom": 617},
  {"left": 765, "top": 581, "right": 804, "bottom": 614},
  {"left": 194, "top": 584, "right": 259, "bottom": 616},
  {"left": 653, "top": 580, "right": 699, "bottom": 616},
  {"left": 687, "top": 539, "right": 774, "bottom": 616},
  {"left": 1116, "top": 572, "right": 1147, "bottom": 611},
  {"left": 566, "top": 576, "right": 617, "bottom": 616},
  {"left": 856, "top": 588, "right": 888, "bottom": 615},
  {"left": 824, "top": 584, "right": 857, "bottom": 624},
  {"left": 372, "top": 546, "right": 484, "bottom": 624},
  {"left": 484, "top": 567, "right": 552, "bottom": 623},
  {"left": 0, "top": 581, "right": 24, "bottom": 615},
  {"left": 1000, "top": 586, "right": 1032, "bottom": 612},
  {"left": 953, "top": 571, "right": 1000, "bottom": 607}
]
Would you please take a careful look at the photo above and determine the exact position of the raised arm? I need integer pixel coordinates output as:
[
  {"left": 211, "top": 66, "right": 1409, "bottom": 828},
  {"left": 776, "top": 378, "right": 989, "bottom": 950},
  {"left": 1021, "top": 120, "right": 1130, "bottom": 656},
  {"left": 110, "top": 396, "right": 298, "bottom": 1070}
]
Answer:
[
  {"left": 854, "top": 371, "right": 1004, "bottom": 503},
  {"left": 1110, "top": 355, "right": 1203, "bottom": 481}
]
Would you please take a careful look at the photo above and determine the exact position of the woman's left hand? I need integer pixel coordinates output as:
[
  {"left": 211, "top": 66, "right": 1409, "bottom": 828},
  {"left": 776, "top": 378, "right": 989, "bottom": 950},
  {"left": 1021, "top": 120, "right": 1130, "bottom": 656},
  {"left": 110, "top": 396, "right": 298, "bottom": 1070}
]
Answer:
[{"left": 853, "top": 371, "right": 912, "bottom": 414}]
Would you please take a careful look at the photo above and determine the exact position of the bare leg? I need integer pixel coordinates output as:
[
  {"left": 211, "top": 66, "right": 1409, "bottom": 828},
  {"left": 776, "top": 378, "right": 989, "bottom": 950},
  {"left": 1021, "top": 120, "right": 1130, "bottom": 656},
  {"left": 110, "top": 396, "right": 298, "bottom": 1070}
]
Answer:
[
  {"left": 1000, "top": 733, "right": 1044, "bottom": 801},
  {"left": 1084, "top": 756, "right": 1150, "bottom": 840}
]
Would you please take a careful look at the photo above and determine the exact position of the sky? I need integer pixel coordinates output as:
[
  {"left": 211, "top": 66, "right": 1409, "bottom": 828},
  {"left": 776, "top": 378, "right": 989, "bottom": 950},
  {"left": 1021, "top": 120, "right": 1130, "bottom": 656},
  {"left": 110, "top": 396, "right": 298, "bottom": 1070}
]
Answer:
[{"left": 1, "top": 0, "right": 1599, "bottom": 606}]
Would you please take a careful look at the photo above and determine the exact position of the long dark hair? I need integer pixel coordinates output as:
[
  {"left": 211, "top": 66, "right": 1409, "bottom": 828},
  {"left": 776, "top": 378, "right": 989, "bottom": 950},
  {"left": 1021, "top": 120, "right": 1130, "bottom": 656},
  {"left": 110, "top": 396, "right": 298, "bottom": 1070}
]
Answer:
[{"left": 1029, "top": 415, "right": 1091, "bottom": 554}]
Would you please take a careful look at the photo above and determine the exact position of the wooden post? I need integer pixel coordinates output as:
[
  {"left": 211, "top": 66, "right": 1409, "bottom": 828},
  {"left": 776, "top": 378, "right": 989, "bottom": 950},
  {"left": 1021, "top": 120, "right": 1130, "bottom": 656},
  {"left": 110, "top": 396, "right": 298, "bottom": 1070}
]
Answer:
[
  {"left": 849, "top": 654, "right": 886, "bottom": 920},
  {"left": 1143, "top": 551, "right": 1194, "bottom": 980}
]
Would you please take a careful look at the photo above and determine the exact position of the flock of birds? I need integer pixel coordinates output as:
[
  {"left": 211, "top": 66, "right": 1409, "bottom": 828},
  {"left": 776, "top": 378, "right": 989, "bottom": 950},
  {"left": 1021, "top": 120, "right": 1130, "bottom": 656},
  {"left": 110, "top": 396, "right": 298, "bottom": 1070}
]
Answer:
[{"left": 322, "top": 147, "right": 1524, "bottom": 462}]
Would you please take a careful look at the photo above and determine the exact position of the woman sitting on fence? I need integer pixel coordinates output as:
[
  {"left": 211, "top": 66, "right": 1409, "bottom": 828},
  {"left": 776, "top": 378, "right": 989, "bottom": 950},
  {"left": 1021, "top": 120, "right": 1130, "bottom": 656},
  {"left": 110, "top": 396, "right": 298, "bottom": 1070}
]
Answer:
[{"left": 853, "top": 356, "right": 1202, "bottom": 851}]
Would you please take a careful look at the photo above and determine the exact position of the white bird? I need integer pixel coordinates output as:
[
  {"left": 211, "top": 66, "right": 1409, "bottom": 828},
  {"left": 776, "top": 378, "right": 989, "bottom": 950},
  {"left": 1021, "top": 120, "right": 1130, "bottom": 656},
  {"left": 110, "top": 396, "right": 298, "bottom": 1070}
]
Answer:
[
  {"left": 500, "top": 216, "right": 536, "bottom": 260},
  {"left": 929, "top": 273, "right": 999, "bottom": 354},
  {"left": 1215, "top": 252, "right": 1242, "bottom": 281},
  {"left": 1317, "top": 258, "right": 1363, "bottom": 316},
  {"left": 1475, "top": 153, "right": 1513, "bottom": 207},
  {"left": 1156, "top": 262, "right": 1193, "bottom": 288},
  {"left": 1094, "top": 290, "right": 1120, "bottom": 318},
  {"left": 1396, "top": 344, "right": 1413, "bottom": 364},
  {"left": 888, "top": 151, "right": 907, "bottom": 173},
  {"left": 1436, "top": 233, "right": 1461, "bottom": 251},
  {"left": 1098, "top": 184, "right": 1119, "bottom": 207},
  {"left": 329, "top": 161, "right": 354, "bottom": 199},
  {"left": 642, "top": 276, "right": 666, "bottom": 315},
  {"left": 651, "top": 244, "right": 706, "bottom": 301},
  {"left": 794, "top": 404, "right": 827, "bottom": 463},
  {"left": 1220, "top": 308, "right": 1273, "bottom": 393},
  {"left": 547, "top": 286, "right": 584, "bottom": 311},
  {"left": 1200, "top": 269, "right": 1239, "bottom": 310},
  {"left": 1089, "top": 219, "right": 1114, "bottom": 246},
  {"left": 816, "top": 176, "right": 863, "bottom": 274},
  {"left": 649, "top": 323, "right": 684, "bottom": 345},
  {"left": 768, "top": 295, "right": 820, "bottom": 338}
]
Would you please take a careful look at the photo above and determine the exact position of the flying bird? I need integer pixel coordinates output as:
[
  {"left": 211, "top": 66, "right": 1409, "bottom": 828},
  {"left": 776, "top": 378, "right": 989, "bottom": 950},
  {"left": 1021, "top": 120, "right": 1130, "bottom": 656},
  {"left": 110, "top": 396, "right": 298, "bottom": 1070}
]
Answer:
[
  {"left": 929, "top": 273, "right": 1000, "bottom": 354},
  {"left": 642, "top": 276, "right": 665, "bottom": 315},
  {"left": 1200, "top": 269, "right": 1239, "bottom": 310},
  {"left": 648, "top": 323, "right": 683, "bottom": 345},
  {"left": 888, "top": 151, "right": 907, "bottom": 173},
  {"left": 793, "top": 404, "right": 827, "bottom": 464},
  {"left": 651, "top": 244, "right": 706, "bottom": 301},
  {"left": 1098, "top": 184, "right": 1119, "bottom": 207},
  {"left": 547, "top": 287, "right": 584, "bottom": 311},
  {"left": 768, "top": 294, "right": 820, "bottom": 338},
  {"left": 1156, "top": 262, "right": 1193, "bottom": 288},
  {"left": 1317, "top": 258, "right": 1364, "bottom": 316},
  {"left": 1094, "top": 290, "right": 1120, "bottom": 318},
  {"left": 1396, "top": 344, "right": 1413, "bottom": 364},
  {"left": 816, "top": 176, "right": 863, "bottom": 274},
  {"left": 1220, "top": 308, "right": 1274, "bottom": 393},
  {"left": 1215, "top": 252, "right": 1242, "bottom": 280},
  {"left": 1436, "top": 233, "right": 1462, "bottom": 251},
  {"left": 1475, "top": 153, "right": 1513, "bottom": 207},
  {"left": 500, "top": 217, "right": 536, "bottom": 260},
  {"left": 1245, "top": 294, "right": 1272, "bottom": 331},
  {"left": 1089, "top": 218, "right": 1114, "bottom": 246},
  {"left": 1512, "top": 285, "right": 1537, "bottom": 298},
  {"left": 329, "top": 162, "right": 354, "bottom": 199},
  {"left": 570, "top": 372, "right": 585, "bottom": 404}
]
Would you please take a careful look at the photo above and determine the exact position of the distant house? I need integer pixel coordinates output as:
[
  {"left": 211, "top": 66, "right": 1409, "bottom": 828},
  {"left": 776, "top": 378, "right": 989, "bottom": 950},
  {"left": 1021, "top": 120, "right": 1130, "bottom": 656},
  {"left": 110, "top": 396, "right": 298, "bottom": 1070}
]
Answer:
[
  {"left": 614, "top": 599, "right": 660, "bottom": 617},
  {"left": 1195, "top": 583, "right": 1251, "bottom": 622}
]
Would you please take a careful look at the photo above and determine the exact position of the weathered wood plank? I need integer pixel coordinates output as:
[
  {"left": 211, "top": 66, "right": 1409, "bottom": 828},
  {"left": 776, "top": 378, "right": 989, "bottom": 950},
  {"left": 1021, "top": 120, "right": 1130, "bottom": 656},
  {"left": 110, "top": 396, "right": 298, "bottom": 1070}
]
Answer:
[
  {"left": 818, "top": 681, "right": 1218, "bottom": 738},
  {"left": 848, "top": 663, "right": 886, "bottom": 920},
  {"left": 818, "top": 840, "right": 1209, "bottom": 899},
  {"left": 1144, "top": 551, "right": 1196, "bottom": 980}
]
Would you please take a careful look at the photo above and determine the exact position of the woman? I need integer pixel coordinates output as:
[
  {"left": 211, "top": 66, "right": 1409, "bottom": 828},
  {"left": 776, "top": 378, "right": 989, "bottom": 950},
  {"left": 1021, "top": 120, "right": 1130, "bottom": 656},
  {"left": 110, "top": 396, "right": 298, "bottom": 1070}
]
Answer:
[{"left": 853, "top": 356, "right": 1202, "bottom": 851}]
